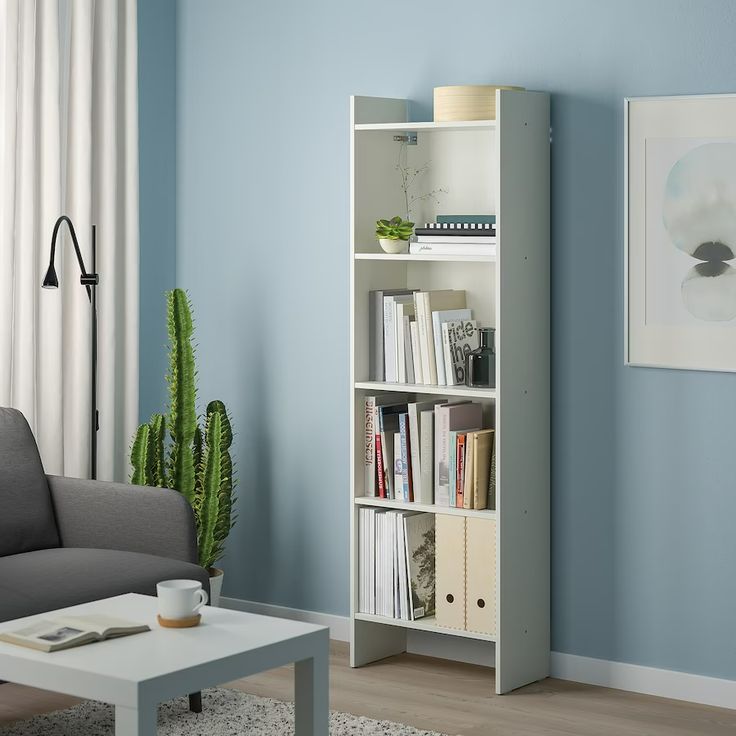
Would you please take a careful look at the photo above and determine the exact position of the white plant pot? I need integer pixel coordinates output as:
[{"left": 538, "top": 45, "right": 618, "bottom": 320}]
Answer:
[
  {"left": 379, "top": 238, "right": 409, "bottom": 254},
  {"left": 208, "top": 567, "right": 224, "bottom": 607}
]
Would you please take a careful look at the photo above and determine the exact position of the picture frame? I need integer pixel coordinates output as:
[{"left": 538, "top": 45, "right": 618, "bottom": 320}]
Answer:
[{"left": 625, "top": 93, "right": 736, "bottom": 372}]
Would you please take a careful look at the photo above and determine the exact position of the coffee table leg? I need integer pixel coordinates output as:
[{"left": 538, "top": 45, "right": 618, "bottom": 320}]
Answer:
[
  {"left": 294, "top": 646, "right": 329, "bottom": 736},
  {"left": 115, "top": 703, "right": 157, "bottom": 736},
  {"left": 189, "top": 691, "right": 203, "bottom": 713}
]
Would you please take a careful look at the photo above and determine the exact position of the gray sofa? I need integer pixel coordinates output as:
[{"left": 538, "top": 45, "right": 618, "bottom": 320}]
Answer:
[{"left": 0, "top": 407, "right": 209, "bottom": 624}]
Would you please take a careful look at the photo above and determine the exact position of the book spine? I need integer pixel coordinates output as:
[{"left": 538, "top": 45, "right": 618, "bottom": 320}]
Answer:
[
  {"left": 435, "top": 407, "right": 450, "bottom": 505},
  {"left": 397, "top": 305, "right": 406, "bottom": 383},
  {"left": 408, "top": 404, "right": 422, "bottom": 501},
  {"left": 441, "top": 323, "right": 455, "bottom": 387},
  {"left": 403, "top": 317, "right": 415, "bottom": 385},
  {"left": 399, "top": 413, "right": 411, "bottom": 502},
  {"left": 375, "top": 406, "right": 386, "bottom": 499},
  {"left": 414, "top": 293, "right": 431, "bottom": 385},
  {"left": 410, "top": 321, "right": 423, "bottom": 384},
  {"left": 448, "top": 430, "right": 457, "bottom": 508},
  {"left": 420, "top": 410, "right": 435, "bottom": 504},
  {"left": 394, "top": 434, "right": 403, "bottom": 501},
  {"left": 463, "top": 432, "right": 475, "bottom": 509},
  {"left": 383, "top": 297, "right": 396, "bottom": 382},
  {"left": 369, "top": 291, "right": 384, "bottom": 381},
  {"left": 456, "top": 433, "right": 466, "bottom": 508},
  {"left": 364, "top": 396, "right": 376, "bottom": 496},
  {"left": 432, "top": 312, "right": 447, "bottom": 386}
]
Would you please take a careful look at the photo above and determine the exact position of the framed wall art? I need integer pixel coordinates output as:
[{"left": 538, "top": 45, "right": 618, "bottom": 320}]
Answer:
[{"left": 625, "top": 93, "right": 736, "bottom": 371}]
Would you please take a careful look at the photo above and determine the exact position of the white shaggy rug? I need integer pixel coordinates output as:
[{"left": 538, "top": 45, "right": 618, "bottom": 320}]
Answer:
[{"left": 2, "top": 687, "right": 447, "bottom": 735}]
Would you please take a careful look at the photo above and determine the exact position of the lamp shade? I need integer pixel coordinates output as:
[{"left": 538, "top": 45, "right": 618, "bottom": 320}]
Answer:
[{"left": 42, "top": 263, "right": 59, "bottom": 289}]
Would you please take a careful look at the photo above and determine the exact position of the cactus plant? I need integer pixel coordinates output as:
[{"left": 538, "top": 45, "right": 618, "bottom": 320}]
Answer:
[{"left": 130, "top": 289, "right": 237, "bottom": 570}]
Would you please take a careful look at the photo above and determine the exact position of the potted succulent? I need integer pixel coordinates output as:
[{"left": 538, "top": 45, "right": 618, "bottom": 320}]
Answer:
[
  {"left": 376, "top": 216, "right": 414, "bottom": 254},
  {"left": 130, "top": 289, "right": 236, "bottom": 606}
]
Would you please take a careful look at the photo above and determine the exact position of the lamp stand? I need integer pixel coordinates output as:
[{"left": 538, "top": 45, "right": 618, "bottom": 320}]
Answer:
[{"left": 43, "top": 216, "right": 100, "bottom": 480}]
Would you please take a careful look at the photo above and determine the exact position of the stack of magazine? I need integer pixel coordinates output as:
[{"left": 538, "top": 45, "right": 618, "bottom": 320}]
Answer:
[{"left": 359, "top": 509, "right": 435, "bottom": 621}]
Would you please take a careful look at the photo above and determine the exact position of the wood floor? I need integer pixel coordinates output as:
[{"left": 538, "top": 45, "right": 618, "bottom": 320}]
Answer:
[{"left": 1, "top": 641, "right": 735, "bottom": 735}]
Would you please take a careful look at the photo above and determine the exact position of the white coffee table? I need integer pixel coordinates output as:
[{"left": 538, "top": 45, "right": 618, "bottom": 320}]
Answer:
[{"left": 0, "top": 593, "right": 329, "bottom": 735}]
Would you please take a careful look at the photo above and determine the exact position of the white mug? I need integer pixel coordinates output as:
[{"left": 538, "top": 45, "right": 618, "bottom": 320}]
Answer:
[{"left": 157, "top": 579, "right": 208, "bottom": 620}]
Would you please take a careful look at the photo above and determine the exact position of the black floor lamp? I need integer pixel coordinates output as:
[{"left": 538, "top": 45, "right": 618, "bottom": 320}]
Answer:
[{"left": 42, "top": 215, "right": 99, "bottom": 480}]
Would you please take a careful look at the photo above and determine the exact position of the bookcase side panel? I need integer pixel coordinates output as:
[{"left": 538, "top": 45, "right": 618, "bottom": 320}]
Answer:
[{"left": 495, "top": 90, "right": 551, "bottom": 694}]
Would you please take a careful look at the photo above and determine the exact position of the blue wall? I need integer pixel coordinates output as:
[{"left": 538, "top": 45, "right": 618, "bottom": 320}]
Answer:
[
  {"left": 159, "top": 0, "right": 736, "bottom": 679},
  {"left": 138, "top": 0, "right": 177, "bottom": 422}
]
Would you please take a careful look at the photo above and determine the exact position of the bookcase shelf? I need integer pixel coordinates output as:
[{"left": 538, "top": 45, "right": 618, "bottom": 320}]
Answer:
[
  {"left": 354, "top": 612, "right": 497, "bottom": 642},
  {"left": 354, "top": 496, "right": 498, "bottom": 519},
  {"left": 354, "top": 252, "right": 496, "bottom": 263},
  {"left": 354, "top": 380, "right": 496, "bottom": 400},
  {"left": 354, "top": 120, "right": 496, "bottom": 132},
  {"left": 349, "top": 93, "right": 550, "bottom": 695}
]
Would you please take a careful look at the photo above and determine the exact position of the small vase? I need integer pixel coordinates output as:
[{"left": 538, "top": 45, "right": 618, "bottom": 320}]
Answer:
[
  {"left": 208, "top": 567, "right": 224, "bottom": 607},
  {"left": 465, "top": 328, "right": 496, "bottom": 388},
  {"left": 379, "top": 238, "right": 409, "bottom": 254}
]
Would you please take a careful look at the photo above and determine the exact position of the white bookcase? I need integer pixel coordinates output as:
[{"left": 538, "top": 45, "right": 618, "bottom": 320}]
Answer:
[{"left": 349, "top": 92, "right": 550, "bottom": 694}]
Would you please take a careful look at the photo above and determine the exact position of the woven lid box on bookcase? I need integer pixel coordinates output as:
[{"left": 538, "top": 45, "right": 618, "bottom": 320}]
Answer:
[{"left": 433, "top": 84, "right": 525, "bottom": 122}]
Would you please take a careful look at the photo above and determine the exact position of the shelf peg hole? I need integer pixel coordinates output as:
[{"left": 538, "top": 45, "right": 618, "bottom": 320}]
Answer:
[{"left": 446, "top": 593, "right": 454, "bottom": 604}]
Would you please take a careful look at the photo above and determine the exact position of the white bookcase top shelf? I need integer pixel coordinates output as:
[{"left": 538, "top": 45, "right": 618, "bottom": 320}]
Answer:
[
  {"left": 354, "top": 252, "right": 496, "bottom": 263},
  {"left": 354, "top": 612, "right": 496, "bottom": 642},
  {"left": 354, "top": 381, "right": 496, "bottom": 399},
  {"left": 354, "top": 496, "right": 497, "bottom": 519},
  {"left": 354, "top": 120, "right": 495, "bottom": 132}
]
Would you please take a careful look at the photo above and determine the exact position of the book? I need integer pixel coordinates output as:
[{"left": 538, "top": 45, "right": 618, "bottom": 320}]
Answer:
[
  {"left": 437, "top": 214, "right": 496, "bottom": 226},
  {"left": 364, "top": 394, "right": 408, "bottom": 497},
  {"left": 415, "top": 235, "right": 496, "bottom": 244},
  {"left": 448, "top": 430, "right": 459, "bottom": 508},
  {"left": 419, "top": 409, "right": 435, "bottom": 504},
  {"left": 404, "top": 513, "right": 435, "bottom": 619},
  {"left": 369, "top": 289, "right": 413, "bottom": 381},
  {"left": 396, "top": 302, "right": 415, "bottom": 383},
  {"left": 403, "top": 316, "right": 415, "bottom": 384},
  {"left": 377, "top": 402, "right": 408, "bottom": 499},
  {"left": 410, "top": 321, "right": 423, "bottom": 384},
  {"left": 462, "top": 432, "right": 475, "bottom": 509},
  {"left": 415, "top": 223, "right": 495, "bottom": 235},
  {"left": 393, "top": 433, "right": 404, "bottom": 501},
  {"left": 435, "top": 402, "right": 482, "bottom": 506},
  {"left": 383, "top": 294, "right": 413, "bottom": 382},
  {"left": 414, "top": 290, "right": 467, "bottom": 385},
  {"left": 456, "top": 432, "right": 467, "bottom": 508},
  {"left": 487, "top": 435, "right": 497, "bottom": 511},
  {"left": 442, "top": 320, "right": 480, "bottom": 386},
  {"left": 0, "top": 615, "right": 150, "bottom": 653},
  {"left": 408, "top": 399, "right": 447, "bottom": 504},
  {"left": 431, "top": 309, "right": 472, "bottom": 385},
  {"left": 468, "top": 429, "right": 494, "bottom": 510},
  {"left": 410, "top": 241, "right": 496, "bottom": 255},
  {"left": 399, "top": 412, "right": 413, "bottom": 502}
]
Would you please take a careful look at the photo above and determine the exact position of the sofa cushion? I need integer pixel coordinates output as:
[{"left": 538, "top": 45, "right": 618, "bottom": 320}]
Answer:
[
  {"left": 0, "top": 408, "right": 59, "bottom": 556},
  {"left": 0, "top": 548, "right": 211, "bottom": 623}
]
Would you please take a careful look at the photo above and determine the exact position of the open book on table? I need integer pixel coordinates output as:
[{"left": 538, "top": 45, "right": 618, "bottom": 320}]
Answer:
[{"left": 0, "top": 614, "right": 150, "bottom": 653}]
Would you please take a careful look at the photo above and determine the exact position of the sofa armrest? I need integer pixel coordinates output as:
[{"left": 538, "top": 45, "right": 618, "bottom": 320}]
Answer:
[{"left": 47, "top": 475, "right": 199, "bottom": 564}]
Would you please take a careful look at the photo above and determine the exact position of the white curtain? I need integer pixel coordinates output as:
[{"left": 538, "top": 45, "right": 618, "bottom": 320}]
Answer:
[{"left": 0, "top": 0, "right": 139, "bottom": 482}]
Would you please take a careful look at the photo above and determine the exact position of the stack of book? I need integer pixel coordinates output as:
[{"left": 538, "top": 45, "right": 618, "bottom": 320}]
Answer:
[
  {"left": 369, "top": 288, "right": 484, "bottom": 386},
  {"left": 359, "top": 509, "right": 435, "bottom": 620},
  {"left": 364, "top": 395, "right": 495, "bottom": 509},
  {"left": 409, "top": 215, "right": 496, "bottom": 256}
]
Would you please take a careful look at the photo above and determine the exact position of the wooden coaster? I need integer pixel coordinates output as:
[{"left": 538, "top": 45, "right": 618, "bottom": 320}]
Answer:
[{"left": 157, "top": 613, "right": 201, "bottom": 629}]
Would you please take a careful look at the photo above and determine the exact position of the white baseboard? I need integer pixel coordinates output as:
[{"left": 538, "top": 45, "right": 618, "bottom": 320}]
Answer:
[
  {"left": 550, "top": 651, "right": 736, "bottom": 711},
  {"left": 220, "top": 596, "right": 351, "bottom": 641},
  {"left": 221, "top": 597, "right": 735, "bottom": 710}
]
